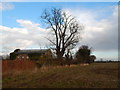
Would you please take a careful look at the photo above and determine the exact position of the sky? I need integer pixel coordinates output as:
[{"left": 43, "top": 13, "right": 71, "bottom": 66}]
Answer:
[
  {"left": 1, "top": 0, "right": 120, "bottom": 2},
  {"left": 0, "top": 2, "right": 118, "bottom": 61}
]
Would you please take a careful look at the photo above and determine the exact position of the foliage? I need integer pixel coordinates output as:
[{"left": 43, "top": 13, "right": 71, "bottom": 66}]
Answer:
[
  {"left": 35, "top": 58, "right": 66, "bottom": 66},
  {"left": 90, "top": 55, "right": 96, "bottom": 63},
  {"left": 75, "top": 45, "right": 94, "bottom": 64},
  {"left": 10, "top": 49, "right": 20, "bottom": 60},
  {"left": 36, "top": 62, "right": 43, "bottom": 68},
  {"left": 10, "top": 53, "right": 17, "bottom": 60}
]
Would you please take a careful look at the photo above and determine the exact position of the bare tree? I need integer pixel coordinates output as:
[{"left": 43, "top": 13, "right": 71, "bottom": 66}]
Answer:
[{"left": 41, "top": 8, "right": 83, "bottom": 59}]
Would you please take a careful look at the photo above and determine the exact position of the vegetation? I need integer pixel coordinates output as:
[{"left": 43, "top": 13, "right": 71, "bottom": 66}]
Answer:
[
  {"left": 41, "top": 8, "right": 83, "bottom": 59},
  {"left": 2, "top": 62, "right": 118, "bottom": 88},
  {"left": 10, "top": 49, "right": 20, "bottom": 60},
  {"left": 90, "top": 55, "right": 96, "bottom": 63},
  {"left": 2, "top": 6, "right": 118, "bottom": 89},
  {"left": 10, "top": 52, "right": 17, "bottom": 60},
  {"left": 75, "top": 45, "right": 96, "bottom": 64}
]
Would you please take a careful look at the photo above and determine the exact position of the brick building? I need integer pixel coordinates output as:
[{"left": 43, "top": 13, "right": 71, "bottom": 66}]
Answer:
[
  {"left": 10, "top": 49, "right": 54, "bottom": 60},
  {"left": 16, "top": 54, "right": 30, "bottom": 60}
]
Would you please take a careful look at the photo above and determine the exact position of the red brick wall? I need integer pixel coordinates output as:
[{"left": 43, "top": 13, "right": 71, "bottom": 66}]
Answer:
[{"left": 2, "top": 60, "right": 36, "bottom": 75}]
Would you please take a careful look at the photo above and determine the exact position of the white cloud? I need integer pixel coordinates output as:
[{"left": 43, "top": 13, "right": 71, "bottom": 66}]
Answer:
[
  {"left": 0, "top": 26, "right": 28, "bottom": 34},
  {"left": 63, "top": 6, "right": 118, "bottom": 60},
  {"left": 64, "top": 6, "right": 118, "bottom": 49},
  {"left": 0, "top": 19, "right": 50, "bottom": 55},
  {"left": 0, "top": 5, "right": 118, "bottom": 60},
  {"left": 0, "top": 2, "right": 14, "bottom": 11}
]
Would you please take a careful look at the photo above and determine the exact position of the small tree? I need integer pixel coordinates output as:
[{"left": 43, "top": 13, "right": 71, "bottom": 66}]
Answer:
[
  {"left": 90, "top": 55, "right": 96, "bottom": 63},
  {"left": 75, "top": 45, "right": 92, "bottom": 64}
]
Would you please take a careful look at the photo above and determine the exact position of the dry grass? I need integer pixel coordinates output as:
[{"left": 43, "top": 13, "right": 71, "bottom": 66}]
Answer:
[{"left": 2, "top": 62, "right": 118, "bottom": 88}]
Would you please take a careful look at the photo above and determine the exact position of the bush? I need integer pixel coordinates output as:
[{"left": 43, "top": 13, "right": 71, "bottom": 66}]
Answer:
[
  {"left": 75, "top": 45, "right": 94, "bottom": 64},
  {"left": 36, "top": 62, "right": 43, "bottom": 68}
]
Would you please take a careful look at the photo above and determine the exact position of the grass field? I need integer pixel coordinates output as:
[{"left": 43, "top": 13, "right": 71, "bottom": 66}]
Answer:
[{"left": 2, "top": 62, "right": 118, "bottom": 88}]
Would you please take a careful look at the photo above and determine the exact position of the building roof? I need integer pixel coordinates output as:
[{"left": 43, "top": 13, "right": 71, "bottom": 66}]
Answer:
[{"left": 15, "top": 49, "right": 51, "bottom": 54}]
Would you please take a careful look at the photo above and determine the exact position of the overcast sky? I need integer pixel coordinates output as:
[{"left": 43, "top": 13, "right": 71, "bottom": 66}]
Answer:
[{"left": 0, "top": 2, "right": 118, "bottom": 61}]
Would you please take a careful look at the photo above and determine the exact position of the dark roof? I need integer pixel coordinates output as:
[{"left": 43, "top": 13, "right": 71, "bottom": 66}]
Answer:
[{"left": 15, "top": 49, "right": 51, "bottom": 54}]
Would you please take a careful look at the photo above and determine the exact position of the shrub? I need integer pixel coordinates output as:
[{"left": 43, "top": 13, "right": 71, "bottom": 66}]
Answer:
[
  {"left": 75, "top": 45, "right": 95, "bottom": 64},
  {"left": 36, "top": 62, "right": 43, "bottom": 68}
]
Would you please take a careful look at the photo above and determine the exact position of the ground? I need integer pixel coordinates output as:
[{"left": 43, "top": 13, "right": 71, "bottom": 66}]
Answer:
[{"left": 2, "top": 63, "right": 118, "bottom": 88}]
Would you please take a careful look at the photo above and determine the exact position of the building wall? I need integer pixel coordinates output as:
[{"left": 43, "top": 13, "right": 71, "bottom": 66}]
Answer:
[
  {"left": 16, "top": 54, "right": 30, "bottom": 60},
  {"left": 42, "top": 50, "right": 53, "bottom": 59},
  {"left": 15, "top": 49, "right": 53, "bottom": 60}
]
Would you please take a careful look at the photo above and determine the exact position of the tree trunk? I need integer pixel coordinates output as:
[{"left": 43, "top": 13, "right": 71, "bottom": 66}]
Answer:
[{"left": 56, "top": 51, "right": 64, "bottom": 60}]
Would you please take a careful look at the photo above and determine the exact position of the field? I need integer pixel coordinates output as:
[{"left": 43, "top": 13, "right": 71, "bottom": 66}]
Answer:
[{"left": 2, "top": 62, "right": 118, "bottom": 88}]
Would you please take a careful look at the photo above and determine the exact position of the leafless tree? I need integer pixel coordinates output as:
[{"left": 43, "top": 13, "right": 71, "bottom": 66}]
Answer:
[{"left": 41, "top": 8, "right": 84, "bottom": 59}]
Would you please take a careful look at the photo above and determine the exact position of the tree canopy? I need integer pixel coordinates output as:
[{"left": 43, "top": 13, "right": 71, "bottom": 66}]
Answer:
[{"left": 75, "top": 45, "right": 96, "bottom": 64}]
